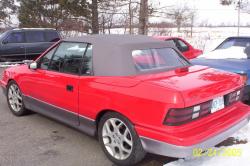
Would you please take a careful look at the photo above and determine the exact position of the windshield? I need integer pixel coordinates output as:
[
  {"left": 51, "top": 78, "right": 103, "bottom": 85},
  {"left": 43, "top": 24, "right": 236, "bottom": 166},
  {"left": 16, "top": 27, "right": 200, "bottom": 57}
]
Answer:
[
  {"left": 198, "top": 38, "right": 250, "bottom": 60},
  {"left": 0, "top": 31, "right": 8, "bottom": 39},
  {"left": 132, "top": 47, "right": 190, "bottom": 71},
  {"left": 217, "top": 38, "right": 250, "bottom": 50}
]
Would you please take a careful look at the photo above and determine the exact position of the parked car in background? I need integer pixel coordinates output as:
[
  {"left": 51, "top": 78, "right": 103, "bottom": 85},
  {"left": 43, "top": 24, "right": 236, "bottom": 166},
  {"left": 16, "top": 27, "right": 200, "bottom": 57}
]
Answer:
[
  {"left": 154, "top": 36, "right": 203, "bottom": 59},
  {"left": 0, "top": 28, "right": 61, "bottom": 62},
  {"left": 192, "top": 36, "right": 250, "bottom": 101},
  {"left": 1, "top": 35, "right": 250, "bottom": 166}
]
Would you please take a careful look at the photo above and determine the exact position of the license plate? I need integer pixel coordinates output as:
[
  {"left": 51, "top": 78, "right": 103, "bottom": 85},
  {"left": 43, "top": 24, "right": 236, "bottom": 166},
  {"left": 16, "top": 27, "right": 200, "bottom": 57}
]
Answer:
[{"left": 211, "top": 96, "right": 225, "bottom": 113}]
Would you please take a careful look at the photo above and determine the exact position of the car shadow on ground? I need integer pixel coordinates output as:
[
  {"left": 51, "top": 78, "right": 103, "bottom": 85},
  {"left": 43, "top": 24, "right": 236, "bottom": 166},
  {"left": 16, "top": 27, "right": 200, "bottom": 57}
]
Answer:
[{"left": 137, "top": 154, "right": 177, "bottom": 166}]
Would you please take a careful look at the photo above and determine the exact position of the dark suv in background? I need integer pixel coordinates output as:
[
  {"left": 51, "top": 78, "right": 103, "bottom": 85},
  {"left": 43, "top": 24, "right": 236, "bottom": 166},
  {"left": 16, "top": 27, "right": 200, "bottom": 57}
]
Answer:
[{"left": 0, "top": 28, "right": 61, "bottom": 62}]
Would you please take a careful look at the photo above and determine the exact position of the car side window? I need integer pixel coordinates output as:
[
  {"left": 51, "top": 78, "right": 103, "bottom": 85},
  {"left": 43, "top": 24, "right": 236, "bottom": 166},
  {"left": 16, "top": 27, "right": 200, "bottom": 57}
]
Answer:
[
  {"left": 175, "top": 39, "right": 189, "bottom": 52},
  {"left": 26, "top": 31, "right": 45, "bottom": 43},
  {"left": 45, "top": 31, "right": 60, "bottom": 42},
  {"left": 4, "top": 32, "right": 25, "bottom": 43},
  {"left": 48, "top": 42, "right": 88, "bottom": 75},
  {"left": 39, "top": 47, "right": 57, "bottom": 70},
  {"left": 81, "top": 44, "right": 93, "bottom": 75}
]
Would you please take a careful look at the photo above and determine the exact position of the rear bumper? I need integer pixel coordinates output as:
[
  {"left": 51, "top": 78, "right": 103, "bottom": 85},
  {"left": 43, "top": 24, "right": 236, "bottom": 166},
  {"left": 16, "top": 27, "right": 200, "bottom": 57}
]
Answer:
[
  {"left": 138, "top": 102, "right": 250, "bottom": 158},
  {"left": 140, "top": 117, "right": 249, "bottom": 158}
]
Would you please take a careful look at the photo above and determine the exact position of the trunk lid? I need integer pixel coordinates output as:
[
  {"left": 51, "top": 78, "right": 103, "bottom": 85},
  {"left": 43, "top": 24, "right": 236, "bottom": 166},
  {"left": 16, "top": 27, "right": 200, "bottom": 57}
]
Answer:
[{"left": 135, "top": 65, "right": 243, "bottom": 107}]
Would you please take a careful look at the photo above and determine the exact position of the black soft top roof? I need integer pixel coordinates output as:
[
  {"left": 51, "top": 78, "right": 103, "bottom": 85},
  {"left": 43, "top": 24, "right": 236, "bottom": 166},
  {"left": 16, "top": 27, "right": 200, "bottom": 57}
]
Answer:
[{"left": 63, "top": 35, "right": 177, "bottom": 76}]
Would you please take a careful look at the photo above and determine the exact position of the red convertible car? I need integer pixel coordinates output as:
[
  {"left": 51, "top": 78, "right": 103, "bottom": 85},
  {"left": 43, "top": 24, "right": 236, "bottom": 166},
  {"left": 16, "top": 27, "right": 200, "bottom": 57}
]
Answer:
[
  {"left": 0, "top": 35, "right": 250, "bottom": 165},
  {"left": 155, "top": 36, "right": 203, "bottom": 59}
]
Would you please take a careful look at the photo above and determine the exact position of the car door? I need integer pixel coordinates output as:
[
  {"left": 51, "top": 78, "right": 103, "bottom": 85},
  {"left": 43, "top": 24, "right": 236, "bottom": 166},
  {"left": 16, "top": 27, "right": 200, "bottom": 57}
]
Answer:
[
  {"left": 25, "top": 42, "right": 88, "bottom": 126},
  {"left": 173, "top": 38, "right": 199, "bottom": 59},
  {"left": 0, "top": 31, "right": 26, "bottom": 61}
]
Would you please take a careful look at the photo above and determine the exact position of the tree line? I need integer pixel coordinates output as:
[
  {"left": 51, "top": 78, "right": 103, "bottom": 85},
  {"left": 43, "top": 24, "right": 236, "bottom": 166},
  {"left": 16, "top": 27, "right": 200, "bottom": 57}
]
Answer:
[
  {"left": 1, "top": 0, "right": 247, "bottom": 35},
  {"left": 0, "top": 0, "right": 152, "bottom": 35}
]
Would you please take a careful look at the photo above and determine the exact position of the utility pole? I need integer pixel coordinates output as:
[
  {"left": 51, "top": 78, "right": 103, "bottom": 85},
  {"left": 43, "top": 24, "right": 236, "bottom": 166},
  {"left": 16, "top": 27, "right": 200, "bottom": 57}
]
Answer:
[{"left": 237, "top": 0, "right": 242, "bottom": 36}]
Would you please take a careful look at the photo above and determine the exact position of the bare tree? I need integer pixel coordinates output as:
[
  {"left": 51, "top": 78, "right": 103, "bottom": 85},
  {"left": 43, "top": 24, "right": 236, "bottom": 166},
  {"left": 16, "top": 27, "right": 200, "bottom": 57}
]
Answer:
[
  {"left": 128, "top": 0, "right": 139, "bottom": 34},
  {"left": 167, "top": 5, "right": 194, "bottom": 32},
  {"left": 220, "top": 0, "right": 250, "bottom": 35},
  {"left": 99, "top": 0, "right": 124, "bottom": 34},
  {"left": 0, "top": 0, "right": 16, "bottom": 28},
  {"left": 189, "top": 10, "right": 197, "bottom": 37},
  {"left": 220, "top": 0, "right": 234, "bottom": 5},
  {"left": 91, "top": 0, "right": 99, "bottom": 34},
  {"left": 98, "top": 0, "right": 140, "bottom": 34},
  {"left": 138, "top": 0, "right": 148, "bottom": 35}
]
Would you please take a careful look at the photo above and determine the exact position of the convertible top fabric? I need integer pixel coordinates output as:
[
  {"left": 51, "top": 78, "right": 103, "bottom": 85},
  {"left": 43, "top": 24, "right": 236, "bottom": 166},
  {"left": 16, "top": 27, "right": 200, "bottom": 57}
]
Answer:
[{"left": 63, "top": 35, "right": 176, "bottom": 76}]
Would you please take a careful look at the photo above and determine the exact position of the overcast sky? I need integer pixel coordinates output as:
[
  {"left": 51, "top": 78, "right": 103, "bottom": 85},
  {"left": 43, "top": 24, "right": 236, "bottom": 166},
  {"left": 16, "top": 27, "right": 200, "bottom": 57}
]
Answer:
[
  {"left": 151, "top": 0, "right": 250, "bottom": 25},
  {"left": 9, "top": 0, "right": 250, "bottom": 27}
]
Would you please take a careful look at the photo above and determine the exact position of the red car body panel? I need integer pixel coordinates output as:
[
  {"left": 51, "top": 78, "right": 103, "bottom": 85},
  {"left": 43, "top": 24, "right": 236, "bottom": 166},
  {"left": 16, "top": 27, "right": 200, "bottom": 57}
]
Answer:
[
  {"left": 1, "top": 36, "right": 249, "bottom": 158},
  {"left": 136, "top": 102, "right": 250, "bottom": 146},
  {"left": 155, "top": 36, "right": 203, "bottom": 59}
]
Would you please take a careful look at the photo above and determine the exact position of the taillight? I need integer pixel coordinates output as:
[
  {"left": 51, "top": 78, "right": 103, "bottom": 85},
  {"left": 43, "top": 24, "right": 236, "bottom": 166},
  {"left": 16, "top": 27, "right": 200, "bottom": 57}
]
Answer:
[
  {"left": 240, "top": 74, "right": 248, "bottom": 85},
  {"left": 225, "top": 88, "right": 244, "bottom": 105},
  {"left": 237, "top": 73, "right": 247, "bottom": 85},
  {"left": 164, "top": 101, "right": 212, "bottom": 126},
  {"left": 164, "top": 88, "right": 243, "bottom": 126}
]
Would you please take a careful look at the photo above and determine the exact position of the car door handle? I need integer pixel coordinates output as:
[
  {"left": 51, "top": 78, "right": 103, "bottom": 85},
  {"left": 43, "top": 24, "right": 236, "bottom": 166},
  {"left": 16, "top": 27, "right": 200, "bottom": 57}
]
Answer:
[{"left": 66, "top": 85, "right": 74, "bottom": 92}]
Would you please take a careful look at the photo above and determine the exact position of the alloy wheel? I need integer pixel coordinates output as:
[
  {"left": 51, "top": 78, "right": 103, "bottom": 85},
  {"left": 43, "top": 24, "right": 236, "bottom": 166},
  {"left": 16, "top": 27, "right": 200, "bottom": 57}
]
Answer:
[
  {"left": 102, "top": 118, "right": 133, "bottom": 160},
  {"left": 8, "top": 84, "right": 23, "bottom": 112}
]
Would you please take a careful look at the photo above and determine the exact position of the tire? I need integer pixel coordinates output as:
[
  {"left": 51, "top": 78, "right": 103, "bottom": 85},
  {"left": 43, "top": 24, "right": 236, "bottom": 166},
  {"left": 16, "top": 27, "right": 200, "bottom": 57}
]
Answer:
[
  {"left": 7, "top": 80, "right": 29, "bottom": 116},
  {"left": 98, "top": 112, "right": 146, "bottom": 166}
]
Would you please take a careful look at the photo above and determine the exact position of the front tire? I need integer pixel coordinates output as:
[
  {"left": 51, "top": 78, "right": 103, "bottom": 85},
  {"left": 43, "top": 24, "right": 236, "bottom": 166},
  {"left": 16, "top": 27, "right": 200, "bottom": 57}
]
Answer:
[
  {"left": 98, "top": 112, "right": 146, "bottom": 166},
  {"left": 7, "top": 81, "right": 29, "bottom": 116}
]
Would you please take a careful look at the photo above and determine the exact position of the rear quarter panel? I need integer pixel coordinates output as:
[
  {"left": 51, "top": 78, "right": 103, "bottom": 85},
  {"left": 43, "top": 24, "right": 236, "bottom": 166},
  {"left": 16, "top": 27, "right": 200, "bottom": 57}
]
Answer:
[{"left": 78, "top": 76, "right": 185, "bottom": 131}]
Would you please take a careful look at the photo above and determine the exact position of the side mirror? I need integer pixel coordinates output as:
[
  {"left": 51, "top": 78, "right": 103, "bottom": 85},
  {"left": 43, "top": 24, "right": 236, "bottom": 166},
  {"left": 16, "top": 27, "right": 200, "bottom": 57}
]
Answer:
[{"left": 29, "top": 62, "right": 37, "bottom": 70}]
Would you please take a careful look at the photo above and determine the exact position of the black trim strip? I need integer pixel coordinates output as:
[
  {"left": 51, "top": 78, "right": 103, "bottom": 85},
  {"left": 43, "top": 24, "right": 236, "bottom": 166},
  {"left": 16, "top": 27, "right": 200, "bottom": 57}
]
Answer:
[{"left": 23, "top": 95, "right": 96, "bottom": 136}]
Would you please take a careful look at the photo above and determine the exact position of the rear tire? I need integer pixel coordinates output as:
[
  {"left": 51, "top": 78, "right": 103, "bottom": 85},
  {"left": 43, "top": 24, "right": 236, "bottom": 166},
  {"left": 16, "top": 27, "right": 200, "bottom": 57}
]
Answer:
[
  {"left": 7, "top": 81, "right": 29, "bottom": 116},
  {"left": 98, "top": 112, "right": 146, "bottom": 166}
]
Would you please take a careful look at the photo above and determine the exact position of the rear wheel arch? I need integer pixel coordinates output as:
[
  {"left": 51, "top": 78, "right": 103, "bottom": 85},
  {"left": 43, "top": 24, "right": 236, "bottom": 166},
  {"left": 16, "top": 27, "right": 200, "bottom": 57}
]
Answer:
[
  {"left": 7, "top": 79, "right": 15, "bottom": 85},
  {"left": 95, "top": 109, "right": 134, "bottom": 131},
  {"left": 96, "top": 110, "right": 146, "bottom": 165}
]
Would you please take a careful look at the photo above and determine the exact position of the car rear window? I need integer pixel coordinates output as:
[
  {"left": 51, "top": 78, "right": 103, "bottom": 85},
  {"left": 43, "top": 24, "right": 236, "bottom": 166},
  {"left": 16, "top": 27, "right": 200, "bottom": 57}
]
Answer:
[
  {"left": 45, "top": 31, "right": 60, "bottom": 42},
  {"left": 132, "top": 48, "right": 190, "bottom": 71},
  {"left": 0, "top": 31, "right": 8, "bottom": 39}
]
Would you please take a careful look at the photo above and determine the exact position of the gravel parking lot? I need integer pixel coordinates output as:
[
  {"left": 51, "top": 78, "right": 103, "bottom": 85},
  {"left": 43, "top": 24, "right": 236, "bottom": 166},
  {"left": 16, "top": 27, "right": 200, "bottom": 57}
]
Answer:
[{"left": 0, "top": 67, "right": 175, "bottom": 166}]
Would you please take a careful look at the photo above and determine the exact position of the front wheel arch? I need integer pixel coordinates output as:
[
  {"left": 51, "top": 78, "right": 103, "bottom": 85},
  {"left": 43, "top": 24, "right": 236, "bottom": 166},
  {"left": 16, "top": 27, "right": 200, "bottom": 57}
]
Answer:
[{"left": 6, "top": 80, "right": 30, "bottom": 116}]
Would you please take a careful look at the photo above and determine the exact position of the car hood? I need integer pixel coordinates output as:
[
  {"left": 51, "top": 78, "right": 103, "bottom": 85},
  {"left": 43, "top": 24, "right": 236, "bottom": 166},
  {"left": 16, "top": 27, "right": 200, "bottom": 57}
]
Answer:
[
  {"left": 136, "top": 65, "right": 243, "bottom": 107},
  {"left": 198, "top": 47, "right": 248, "bottom": 59}
]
